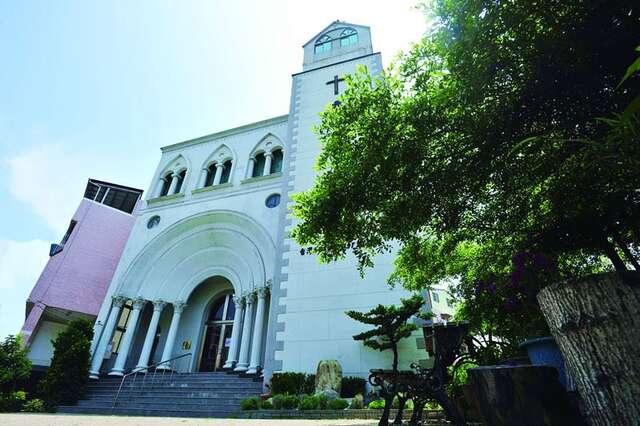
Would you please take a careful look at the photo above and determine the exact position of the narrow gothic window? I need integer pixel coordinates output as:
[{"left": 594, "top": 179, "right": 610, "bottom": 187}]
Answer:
[
  {"left": 205, "top": 164, "right": 216, "bottom": 187},
  {"left": 220, "top": 160, "right": 232, "bottom": 184},
  {"left": 175, "top": 170, "right": 187, "bottom": 193},
  {"left": 252, "top": 153, "right": 266, "bottom": 178},
  {"left": 160, "top": 172, "right": 172, "bottom": 196},
  {"left": 270, "top": 149, "right": 283, "bottom": 174}
]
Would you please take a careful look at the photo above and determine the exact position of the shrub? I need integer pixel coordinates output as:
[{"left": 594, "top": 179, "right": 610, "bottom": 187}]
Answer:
[
  {"left": 261, "top": 398, "right": 273, "bottom": 410},
  {"left": 329, "top": 399, "right": 349, "bottom": 410},
  {"left": 240, "top": 396, "right": 261, "bottom": 410},
  {"left": 270, "top": 372, "right": 315, "bottom": 395},
  {"left": 350, "top": 393, "right": 364, "bottom": 409},
  {"left": 22, "top": 398, "right": 45, "bottom": 413},
  {"left": 316, "top": 393, "right": 329, "bottom": 410},
  {"left": 39, "top": 319, "right": 93, "bottom": 408},
  {"left": 0, "top": 391, "right": 26, "bottom": 412},
  {"left": 340, "top": 376, "right": 366, "bottom": 398},
  {"left": 271, "top": 394, "right": 285, "bottom": 410},
  {"left": 368, "top": 399, "right": 385, "bottom": 409},
  {"left": 299, "top": 395, "right": 319, "bottom": 410},
  {"left": 0, "top": 335, "right": 31, "bottom": 395},
  {"left": 281, "top": 394, "right": 299, "bottom": 409}
]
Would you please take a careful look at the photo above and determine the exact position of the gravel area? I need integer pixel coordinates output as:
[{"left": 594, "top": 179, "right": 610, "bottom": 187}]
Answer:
[{"left": 0, "top": 414, "right": 379, "bottom": 426}]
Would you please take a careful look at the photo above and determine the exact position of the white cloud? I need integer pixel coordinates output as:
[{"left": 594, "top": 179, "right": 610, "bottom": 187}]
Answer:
[
  {"left": 0, "top": 239, "right": 49, "bottom": 338},
  {"left": 6, "top": 144, "right": 100, "bottom": 235}
]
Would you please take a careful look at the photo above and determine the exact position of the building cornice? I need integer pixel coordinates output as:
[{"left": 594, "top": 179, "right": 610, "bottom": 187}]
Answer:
[
  {"left": 293, "top": 52, "right": 381, "bottom": 76},
  {"left": 161, "top": 115, "right": 289, "bottom": 153}
]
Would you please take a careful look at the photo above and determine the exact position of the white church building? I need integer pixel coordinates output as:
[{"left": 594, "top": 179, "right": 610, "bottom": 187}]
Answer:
[{"left": 87, "top": 21, "right": 447, "bottom": 385}]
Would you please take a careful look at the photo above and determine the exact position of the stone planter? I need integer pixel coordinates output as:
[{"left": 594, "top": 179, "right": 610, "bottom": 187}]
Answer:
[
  {"left": 467, "top": 365, "right": 584, "bottom": 426},
  {"left": 537, "top": 272, "right": 640, "bottom": 425},
  {"left": 520, "top": 336, "right": 574, "bottom": 390}
]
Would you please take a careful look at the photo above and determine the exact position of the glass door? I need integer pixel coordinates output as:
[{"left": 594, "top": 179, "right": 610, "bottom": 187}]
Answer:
[{"left": 199, "top": 294, "right": 235, "bottom": 372}]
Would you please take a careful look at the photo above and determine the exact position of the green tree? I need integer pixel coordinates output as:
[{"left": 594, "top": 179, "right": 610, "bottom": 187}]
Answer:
[
  {"left": 0, "top": 334, "right": 31, "bottom": 395},
  {"left": 40, "top": 319, "right": 93, "bottom": 408},
  {"left": 347, "top": 295, "right": 424, "bottom": 426},
  {"left": 293, "top": 0, "right": 639, "bottom": 360}
]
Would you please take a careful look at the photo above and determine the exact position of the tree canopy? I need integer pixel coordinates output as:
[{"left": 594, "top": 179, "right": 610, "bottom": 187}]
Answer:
[{"left": 293, "top": 0, "right": 640, "bottom": 359}]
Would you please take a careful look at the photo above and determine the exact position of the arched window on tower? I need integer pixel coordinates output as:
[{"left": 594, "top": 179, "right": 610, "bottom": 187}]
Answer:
[
  {"left": 252, "top": 153, "right": 267, "bottom": 178},
  {"left": 340, "top": 28, "right": 358, "bottom": 47},
  {"left": 220, "top": 160, "right": 233, "bottom": 184},
  {"left": 270, "top": 149, "right": 283, "bottom": 174},
  {"left": 175, "top": 170, "right": 187, "bottom": 193},
  {"left": 159, "top": 172, "right": 173, "bottom": 197},
  {"left": 314, "top": 35, "right": 333, "bottom": 54}
]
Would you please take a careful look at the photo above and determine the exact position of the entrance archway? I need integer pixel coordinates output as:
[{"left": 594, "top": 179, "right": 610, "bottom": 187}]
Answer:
[{"left": 199, "top": 293, "right": 236, "bottom": 371}]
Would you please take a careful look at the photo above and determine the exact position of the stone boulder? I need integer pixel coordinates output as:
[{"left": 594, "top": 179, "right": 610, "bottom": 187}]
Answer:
[{"left": 314, "top": 359, "right": 342, "bottom": 395}]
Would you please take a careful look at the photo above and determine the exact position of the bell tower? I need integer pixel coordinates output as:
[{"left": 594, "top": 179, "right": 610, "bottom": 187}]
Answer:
[{"left": 301, "top": 20, "right": 374, "bottom": 71}]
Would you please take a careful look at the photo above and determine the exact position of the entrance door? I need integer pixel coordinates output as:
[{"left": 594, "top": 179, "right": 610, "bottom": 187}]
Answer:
[{"left": 199, "top": 294, "right": 235, "bottom": 372}]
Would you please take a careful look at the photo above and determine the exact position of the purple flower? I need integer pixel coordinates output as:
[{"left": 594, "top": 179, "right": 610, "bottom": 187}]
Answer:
[
  {"left": 505, "top": 297, "right": 519, "bottom": 312},
  {"left": 486, "top": 283, "right": 497, "bottom": 293}
]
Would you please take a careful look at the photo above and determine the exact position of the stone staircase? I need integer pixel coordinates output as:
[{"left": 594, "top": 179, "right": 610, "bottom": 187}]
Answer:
[{"left": 58, "top": 372, "right": 262, "bottom": 418}]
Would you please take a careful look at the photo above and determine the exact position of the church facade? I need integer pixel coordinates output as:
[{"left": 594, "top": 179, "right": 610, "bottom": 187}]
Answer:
[{"left": 87, "top": 21, "right": 443, "bottom": 385}]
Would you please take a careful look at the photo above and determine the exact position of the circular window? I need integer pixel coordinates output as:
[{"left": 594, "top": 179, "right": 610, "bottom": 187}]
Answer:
[
  {"left": 147, "top": 215, "right": 161, "bottom": 229},
  {"left": 265, "top": 193, "right": 281, "bottom": 208}
]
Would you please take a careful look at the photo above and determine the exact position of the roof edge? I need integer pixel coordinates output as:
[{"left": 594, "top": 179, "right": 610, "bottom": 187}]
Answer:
[
  {"left": 302, "top": 20, "right": 371, "bottom": 47},
  {"left": 161, "top": 114, "right": 289, "bottom": 152}
]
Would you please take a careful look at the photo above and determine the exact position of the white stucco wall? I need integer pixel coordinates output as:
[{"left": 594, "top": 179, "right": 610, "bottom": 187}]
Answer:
[
  {"left": 28, "top": 320, "right": 66, "bottom": 367},
  {"left": 274, "top": 22, "right": 425, "bottom": 379}
]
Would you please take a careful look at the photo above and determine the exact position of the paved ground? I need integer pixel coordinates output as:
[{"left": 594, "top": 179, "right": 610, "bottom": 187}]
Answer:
[{"left": 0, "top": 414, "right": 379, "bottom": 426}]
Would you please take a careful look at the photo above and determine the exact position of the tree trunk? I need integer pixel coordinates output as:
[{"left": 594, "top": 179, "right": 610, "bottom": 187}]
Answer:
[{"left": 537, "top": 272, "right": 640, "bottom": 425}]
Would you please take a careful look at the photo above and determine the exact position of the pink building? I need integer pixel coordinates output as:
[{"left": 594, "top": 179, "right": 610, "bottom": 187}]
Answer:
[{"left": 21, "top": 179, "right": 142, "bottom": 368}]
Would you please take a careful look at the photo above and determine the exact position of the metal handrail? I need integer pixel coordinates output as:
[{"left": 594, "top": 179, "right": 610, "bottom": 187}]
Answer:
[{"left": 111, "top": 352, "right": 192, "bottom": 411}]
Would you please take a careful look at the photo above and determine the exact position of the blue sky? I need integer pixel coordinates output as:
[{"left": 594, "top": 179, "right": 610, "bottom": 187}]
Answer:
[{"left": 0, "top": 1, "right": 426, "bottom": 338}]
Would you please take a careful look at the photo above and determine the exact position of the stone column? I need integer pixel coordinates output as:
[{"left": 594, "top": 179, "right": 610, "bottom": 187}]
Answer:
[
  {"left": 167, "top": 173, "right": 179, "bottom": 195},
  {"left": 263, "top": 152, "right": 273, "bottom": 176},
  {"left": 247, "top": 158, "right": 256, "bottom": 178},
  {"left": 156, "top": 301, "right": 187, "bottom": 370},
  {"left": 223, "top": 295, "right": 245, "bottom": 369},
  {"left": 135, "top": 300, "right": 166, "bottom": 371},
  {"left": 247, "top": 286, "right": 269, "bottom": 374},
  {"left": 156, "top": 178, "right": 167, "bottom": 197},
  {"left": 234, "top": 292, "right": 255, "bottom": 372},
  {"left": 199, "top": 168, "right": 209, "bottom": 187},
  {"left": 213, "top": 163, "right": 224, "bottom": 185},
  {"left": 89, "top": 295, "right": 126, "bottom": 379},
  {"left": 109, "top": 297, "right": 146, "bottom": 376}
]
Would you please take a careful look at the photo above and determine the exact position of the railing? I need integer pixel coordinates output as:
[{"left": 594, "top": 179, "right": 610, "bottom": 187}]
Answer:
[{"left": 111, "top": 352, "right": 193, "bottom": 412}]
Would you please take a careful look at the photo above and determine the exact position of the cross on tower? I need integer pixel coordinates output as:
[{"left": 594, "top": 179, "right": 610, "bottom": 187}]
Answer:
[{"left": 326, "top": 75, "right": 345, "bottom": 95}]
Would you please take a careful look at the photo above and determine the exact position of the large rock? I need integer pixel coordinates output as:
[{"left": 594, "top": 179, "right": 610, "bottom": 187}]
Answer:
[{"left": 314, "top": 359, "right": 342, "bottom": 395}]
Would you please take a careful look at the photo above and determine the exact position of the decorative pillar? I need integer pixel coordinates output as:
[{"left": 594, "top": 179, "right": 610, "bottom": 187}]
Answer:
[
  {"left": 89, "top": 295, "right": 126, "bottom": 379},
  {"left": 263, "top": 152, "right": 273, "bottom": 176},
  {"left": 167, "top": 173, "right": 179, "bottom": 195},
  {"left": 223, "top": 295, "right": 245, "bottom": 369},
  {"left": 247, "top": 286, "right": 269, "bottom": 374},
  {"left": 156, "top": 301, "right": 187, "bottom": 370},
  {"left": 109, "top": 297, "right": 146, "bottom": 376},
  {"left": 156, "top": 178, "right": 167, "bottom": 197},
  {"left": 199, "top": 168, "right": 209, "bottom": 187},
  {"left": 234, "top": 292, "right": 255, "bottom": 372},
  {"left": 213, "top": 163, "right": 224, "bottom": 185},
  {"left": 135, "top": 300, "right": 166, "bottom": 371},
  {"left": 247, "top": 158, "right": 256, "bottom": 178},
  {"left": 90, "top": 320, "right": 104, "bottom": 357}
]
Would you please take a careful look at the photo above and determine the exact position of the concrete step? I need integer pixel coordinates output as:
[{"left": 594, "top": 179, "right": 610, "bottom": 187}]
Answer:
[
  {"left": 84, "top": 389, "right": 258, "bottom": 398},
  {"left": 57, "top": 406, "right": 238, "bottom": 417},
  {"left": 88, "top": 382, "right": 262, "bottom": 390},
  {"left": 78, "top": 399, "right": 243, "bottom": 409}
]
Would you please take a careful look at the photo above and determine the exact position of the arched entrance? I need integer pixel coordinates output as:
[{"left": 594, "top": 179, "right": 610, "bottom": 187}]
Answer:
[{"left": 199, "top": 293, "right": 236, "bottom": 371}]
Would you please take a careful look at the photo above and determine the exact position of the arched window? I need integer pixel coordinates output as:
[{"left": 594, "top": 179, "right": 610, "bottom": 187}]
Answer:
[
  {"left": 252, "top": 153, "right": 266, "bottom": 178},
  {"left": 159, "top": 172, "right": 172, "bottom": 196},
  {"left": 174, "top": 170, "right": 187, "bottom": 193},
  {"left": 340, "top": 28, "right": 358, "bottom": 47},
  {"left": 314, "top": 34, "right": 333, "bottom": 54},
  {"left": 204, "top": 163, "right": 216, "bottom": 187},
  {"left": 270, "top": 149, "right": 283, "bottom": 174},
  {"left": 220, "top": 160, "right": 232, "bottom": 184}
]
